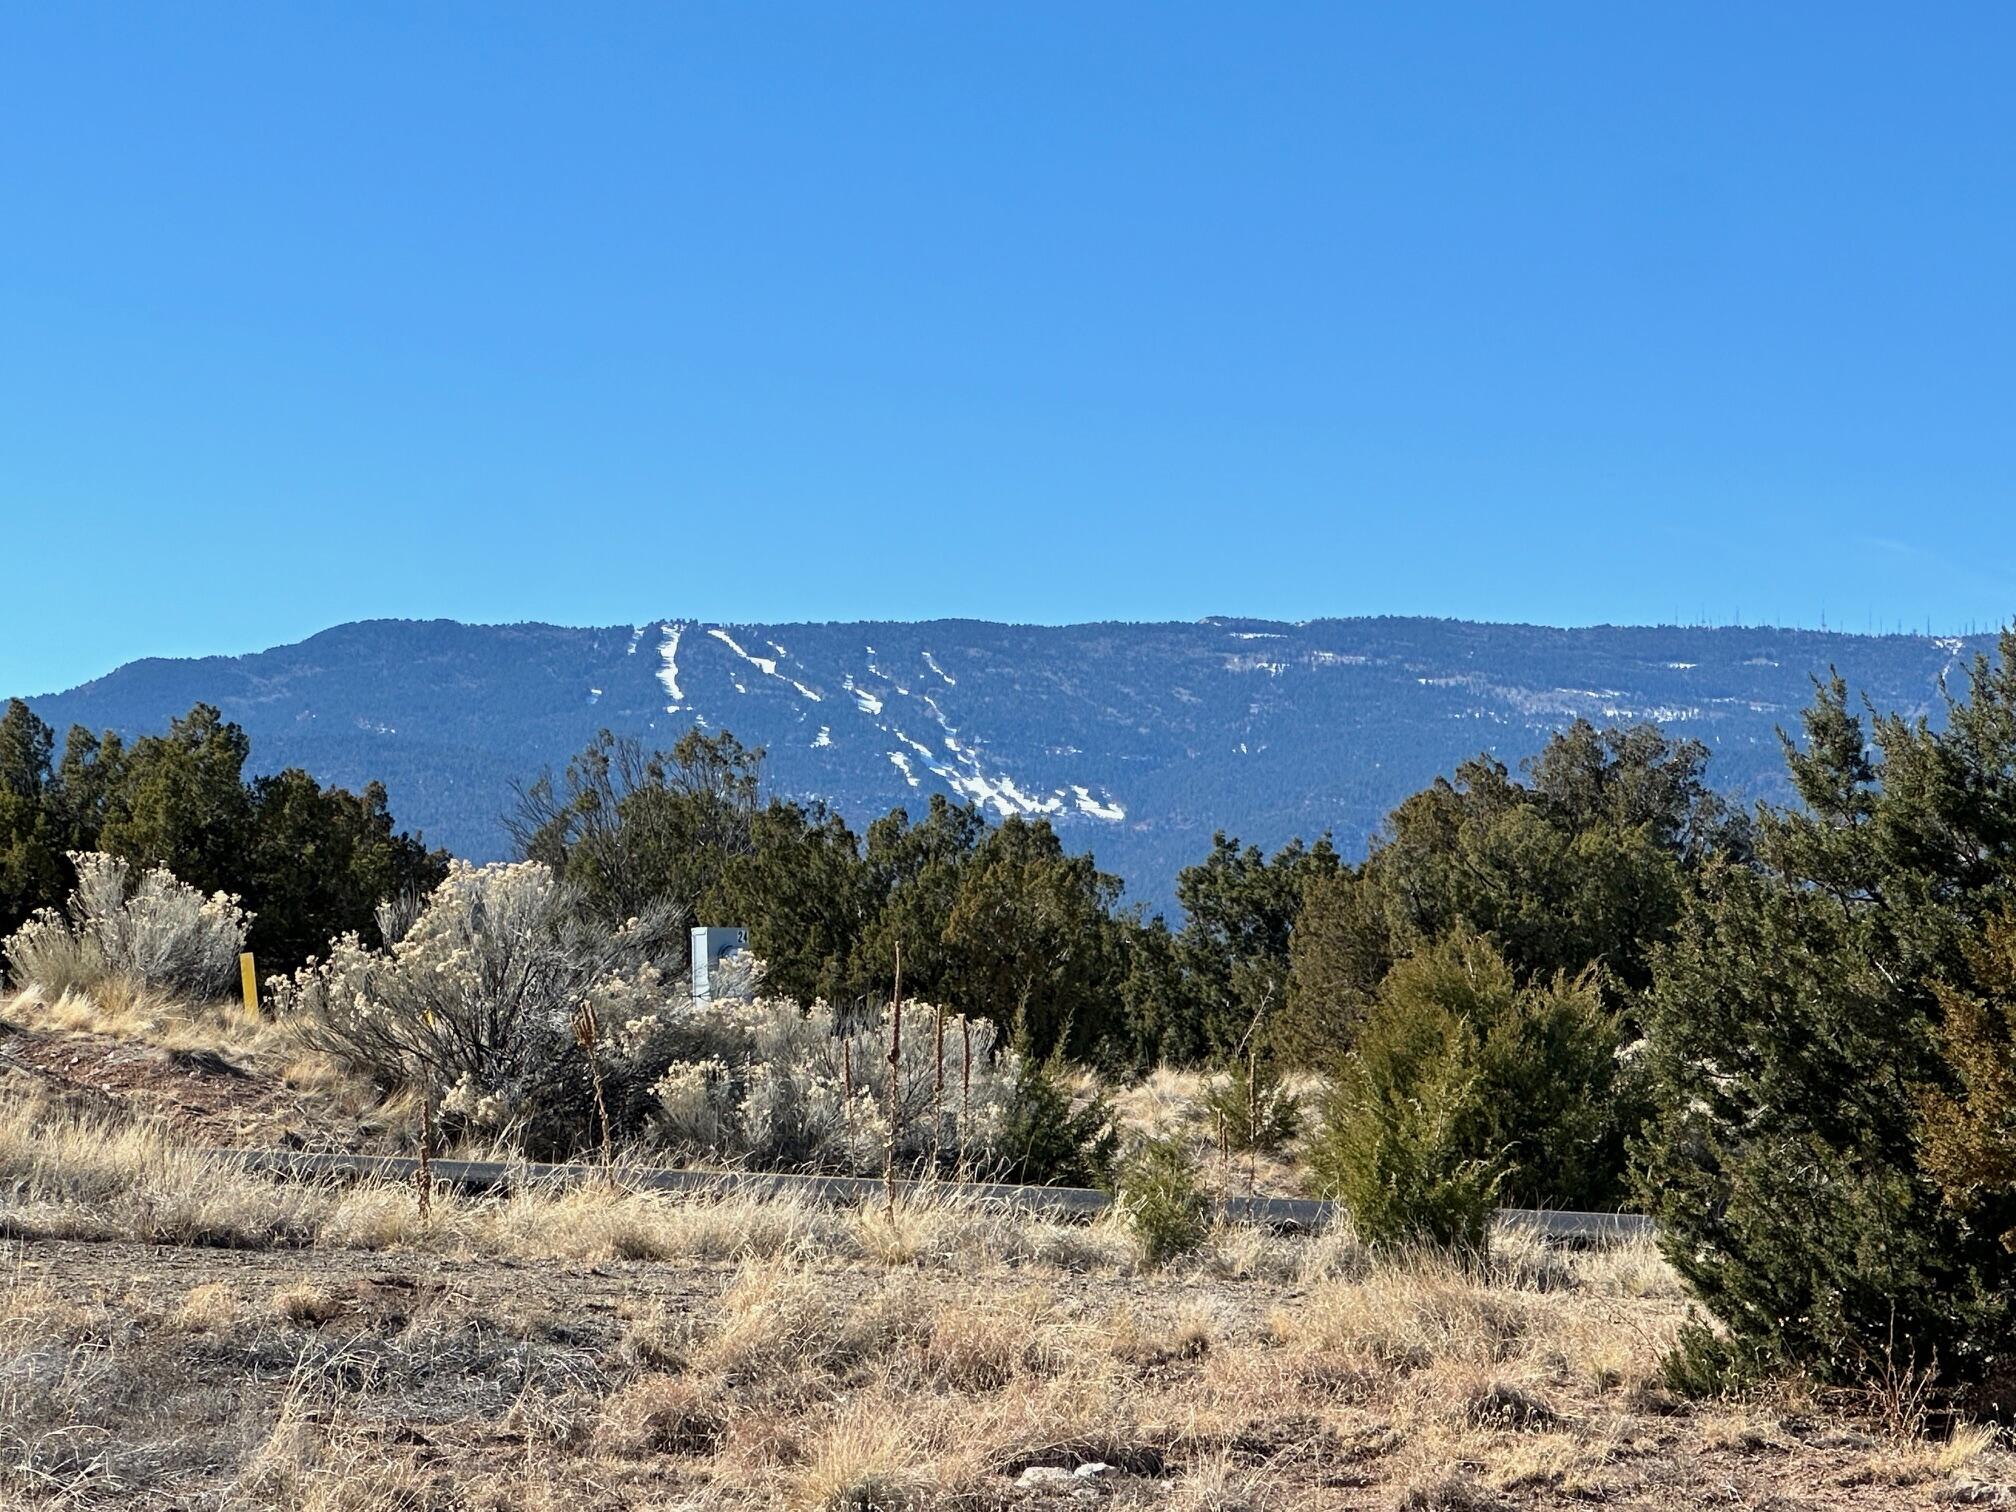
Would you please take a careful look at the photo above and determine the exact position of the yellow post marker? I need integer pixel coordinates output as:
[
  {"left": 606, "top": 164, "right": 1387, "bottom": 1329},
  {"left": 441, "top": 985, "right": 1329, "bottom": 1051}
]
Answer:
[{"left": 239, "top": 953, "right": 259, "bottom": 1015}]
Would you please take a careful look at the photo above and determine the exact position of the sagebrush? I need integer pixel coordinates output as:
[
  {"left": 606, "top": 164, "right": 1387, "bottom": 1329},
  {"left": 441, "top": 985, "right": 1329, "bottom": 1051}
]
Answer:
[
  {"left": 2, "top": 851, "right": 250, "bottom": 999},
  {"left": 271, "top": 859, "right": 1030, "bottom": 1173}
]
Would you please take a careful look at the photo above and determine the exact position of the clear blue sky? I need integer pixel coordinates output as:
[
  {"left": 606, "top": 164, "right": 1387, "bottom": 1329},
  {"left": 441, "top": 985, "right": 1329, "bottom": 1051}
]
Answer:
[{"left": 6, "top": 4, "right": 2013, "bottom": 695}]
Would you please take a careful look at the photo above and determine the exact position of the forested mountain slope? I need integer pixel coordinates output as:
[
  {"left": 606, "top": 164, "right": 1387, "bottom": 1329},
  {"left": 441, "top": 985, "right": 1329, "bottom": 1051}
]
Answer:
[{"left": 22, "top": 617, "right": 1989, "bottom": 912}]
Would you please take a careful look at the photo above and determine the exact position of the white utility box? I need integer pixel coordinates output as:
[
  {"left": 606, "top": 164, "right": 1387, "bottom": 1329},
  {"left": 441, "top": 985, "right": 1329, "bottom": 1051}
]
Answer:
[{"left": 691, "top": 925, "right": 749, "bottom": 1002}]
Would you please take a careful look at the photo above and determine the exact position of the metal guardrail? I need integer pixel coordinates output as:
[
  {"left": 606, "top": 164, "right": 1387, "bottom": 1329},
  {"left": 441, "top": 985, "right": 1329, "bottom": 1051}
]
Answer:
[{"left": 214, "top": 1148, "right": 1654, "bottom": 1242}]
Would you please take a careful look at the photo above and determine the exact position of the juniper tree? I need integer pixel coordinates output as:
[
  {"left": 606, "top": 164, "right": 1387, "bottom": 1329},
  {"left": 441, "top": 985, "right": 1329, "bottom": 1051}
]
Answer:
[
  {"left": 1308, "top": 929, "right": 1626, "bottom": 1245},
  {"left": 1171, "top": 832, "right": 1340, "bottom": 1060},
  {"left": 244, "top": 770, "right": 447, "bottom": 967},
  {"left": 0, "top": 701, "right": 437, "bottom": 972},
  {"left": 1919, "top": 906, "right": 2016, "bottom": 1254},
  {"left": 96, "top": 703, "right": 255, "bottom": 899},
  {"left": 1639, "top": 642, "right": 2016, "bottom": 1408},
  {"left": 1283, "top": 721, "right": 1739, "bottom": 1063},
  {"left": 0, "top": 700, "right": 62, "bottom": 939}
]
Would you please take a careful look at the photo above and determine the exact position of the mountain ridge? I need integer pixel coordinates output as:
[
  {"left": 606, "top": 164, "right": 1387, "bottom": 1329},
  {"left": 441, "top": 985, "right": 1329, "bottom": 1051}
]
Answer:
[{"left": 20, "top": 615, "right": 1994, "bottom": 915}]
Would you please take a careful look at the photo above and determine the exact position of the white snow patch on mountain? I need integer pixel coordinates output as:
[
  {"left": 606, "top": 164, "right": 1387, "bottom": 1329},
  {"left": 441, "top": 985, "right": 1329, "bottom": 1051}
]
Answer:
[
  {"left": 1604, "top": 703, "right": 1702, "bottom": 723},
  {"left": 812, "top": 726, "right": 832, "bottom": 748},
  {"left": 588, "top": 687, "right": 603, "bottom": 704},
  {"left": 999, "top": 778, "right": 1064, "bottom": 815},
  {"left": 865, "top": 657, "right": 908, "bottom": 695},
  {"left": 892, "top": 692, "right": 1091, "bottom": 819},
  {"left": 709, "top": 626, "right": 825, "bottom": 702},
  {"left": 888, "top": 752, "right": 920, "bottom": 787},
  {"left": 625, "top": 625, "right": 647, "bottom": 655},
  {"left": 922, "top": 650, "right": 956, "bottom": 685},
  {"left": 1071, "top": 785, "right": 1126, "bottom": 821},
  {"left": 709, "top": 627, "right": 773, "bottom": 673},
  {"left": 656, "top": 624, "right": 686, "bottom": 708},
  {"left": 843, "top": 675, "right": 884, "bottom": 715},
  {"left": 1667, "top": 662, "right": 1697, "bottom": 670},
  {"left": 942, "top": 769, "right": 1061, "bottom": 817}
]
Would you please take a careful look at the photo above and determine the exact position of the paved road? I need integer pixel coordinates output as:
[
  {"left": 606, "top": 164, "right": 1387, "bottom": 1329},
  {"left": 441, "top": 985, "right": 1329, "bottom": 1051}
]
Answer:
[{"left": 215, "top": 1148, "right": 1655, "bottom": 1242}]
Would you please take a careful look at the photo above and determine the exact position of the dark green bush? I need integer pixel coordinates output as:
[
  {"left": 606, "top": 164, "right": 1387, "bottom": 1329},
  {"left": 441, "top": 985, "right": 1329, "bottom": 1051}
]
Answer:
[
  {"left": 993, "top": 1055, "right": 1119, "bottom": 1189},
  {"left": 1659, "top": 1313, "right": 1761, "bottom": 1401},
  {"left": 1307, "top": 930, "right": 1622, "bottom": 1250},
  {"left": 1118, "top": 1136, "right": 1211, "bottom": 1267},
  {"left": 1307, "top": 996, "right": 1500, "bottom": 1251}
]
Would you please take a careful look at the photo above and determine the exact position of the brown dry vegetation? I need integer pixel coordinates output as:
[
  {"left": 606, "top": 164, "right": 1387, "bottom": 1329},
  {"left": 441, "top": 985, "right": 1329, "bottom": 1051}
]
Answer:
[
  {"left": 0, "top": 981, "right": 390, "bottom": 1149},
  {"left": 1104, "top": 1065, "right": 1318, "bottom": 1200},
  {"left": 1, "top": 989, "right": 2011, "bottom": 1509}
]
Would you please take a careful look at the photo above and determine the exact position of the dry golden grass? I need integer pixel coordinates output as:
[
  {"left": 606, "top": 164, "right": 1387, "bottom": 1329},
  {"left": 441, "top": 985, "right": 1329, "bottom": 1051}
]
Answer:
[
  {"left": 6, "top": 980, "right": 288, "bottom": 1063},
  {"left": 272, "top": 1280, "right": 345, "bottom": 1326},
  {"left": 598, "top": 1372, "right": 725, "bottom": 1457},
  {"left": 1845, "top": 1420, "right": 2003, "bottom": 1488},
  {"left": 3, "top": 1200, "right": 2010, "bottom": 1509},
  {"left": 0, "top": 1087, "right": 1279, "bottom": 1284},
  {"left": 0, "top": 983, "right": 393, "bottom": 1147},
  {"left": 1106, "top": 1063, "right": 1325, "bottom": 1200},
  {"left": 789, "top": 1400, "right": 935, "bottom": 1511},
  {"left": 1107, "top": 1063, "right": 1206, "bottom": 1142},
  {"left": 169, "top": 1280, "right": 241, "bottom": 1332}
]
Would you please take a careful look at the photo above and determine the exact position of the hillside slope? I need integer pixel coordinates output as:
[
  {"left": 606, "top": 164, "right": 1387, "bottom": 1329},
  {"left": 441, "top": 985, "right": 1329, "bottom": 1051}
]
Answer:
[{"left": 21, "top": 617, "right": 1990, "bottom": 913}]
